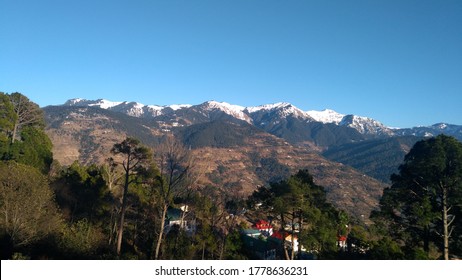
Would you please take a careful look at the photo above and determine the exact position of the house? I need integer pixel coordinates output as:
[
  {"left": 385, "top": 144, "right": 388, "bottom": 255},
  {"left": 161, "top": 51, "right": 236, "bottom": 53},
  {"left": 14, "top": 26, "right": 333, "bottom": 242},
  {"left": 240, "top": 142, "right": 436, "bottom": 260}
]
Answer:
[
  {"left": 165, "top": 206, "right": 196, "bottom": 235},
  {"left": 271, "top": 231, "right": 305, "bottom": 252},
  {"left": 271, "top": 230, "right": 289, "bottom": 241},
  {"left": 241, "top": 229, "right": 277, "bottom": 260},
  {"left": 255, "top": 220, "right": 273, "bottom": 236},
  {"left": 337, "top": 235, "right": 347, "bottom": 251}
]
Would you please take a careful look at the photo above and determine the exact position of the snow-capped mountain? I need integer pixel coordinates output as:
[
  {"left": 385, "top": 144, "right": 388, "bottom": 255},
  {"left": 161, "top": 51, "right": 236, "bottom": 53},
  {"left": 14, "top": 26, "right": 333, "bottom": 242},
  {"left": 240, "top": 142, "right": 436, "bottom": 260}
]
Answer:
[
  {"left": 246, "top": 102, "right": 312, "bottom": 120},
  {"left": 62, "top": 98, "right": 460, "bottom": 141},
  {"left": 64, "top": 98, "right": 192, "bottom": 119},
  {"left": 62, "top": 98, "right": 392, "bottom": 136},
  {"left": 339, "top": 115, "right": 394, "bottom": 136},
  {"left": 196, "top": 101, "right": 252, "bottom": 123},
  {"left": 394, "top": 123, "right": 462, "bottom": 139},
  {"left": 307, "top": 109, "right": 344, "bottom": 124}
]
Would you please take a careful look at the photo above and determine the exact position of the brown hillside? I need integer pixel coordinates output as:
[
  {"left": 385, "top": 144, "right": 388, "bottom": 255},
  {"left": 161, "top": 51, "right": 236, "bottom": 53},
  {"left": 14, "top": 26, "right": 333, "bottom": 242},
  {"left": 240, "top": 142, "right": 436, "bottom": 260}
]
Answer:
[{"left": 44, "top": 106, "right": 388, "bottom": 221}]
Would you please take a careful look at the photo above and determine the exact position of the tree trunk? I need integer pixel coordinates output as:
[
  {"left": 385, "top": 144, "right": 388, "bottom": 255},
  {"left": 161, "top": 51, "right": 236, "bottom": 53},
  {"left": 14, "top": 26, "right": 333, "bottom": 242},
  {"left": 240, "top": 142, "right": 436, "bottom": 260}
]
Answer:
[
  {"left": 290, "top": 210, "right": 296, "bottom": 260},
  {"left": 298, "top": 211, "right": 303, "bottom": 259},
  {"left": 290, "top": 235, "right": 295, "bottom": 260},
  {"left": 179, "top": 205, "right": 187, "bottom": 230},
  {"left": 280, "top": 212, "right": 290, "bottom": 260},
  {"left": 11, "top": 121, "right": 18, "bottom": 144},
  {"left": 116, "top": 172, "right": 130, "bottom": 256},
  {"left": 155, "top": 203, "right": 168, "bottom": 260},
  {"left": 202, "top": 243, "right": 206, "bottom": 260},
  {"left": 219, "top": 234, "right": 226, "bottom": 260},
  {"left": 108, "top": 206, "right": 118, "bottom": 246},
  {"left": 442, "top": 187, "right": 449, "bottom": 260}
]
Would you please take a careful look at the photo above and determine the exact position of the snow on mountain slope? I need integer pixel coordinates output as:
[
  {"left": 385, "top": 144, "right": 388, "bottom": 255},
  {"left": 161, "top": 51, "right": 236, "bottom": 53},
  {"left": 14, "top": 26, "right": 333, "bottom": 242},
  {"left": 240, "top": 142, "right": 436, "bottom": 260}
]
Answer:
[
  {"left": 168, "top": 104, "right": 192, "bottom": 111},
  {"left": 307, "top": 109, "right": 345, "bottom": 124},
  {"left": 199, "top": 101, "right": 251, "bottom": 123},
  {"left": 340, "top": 115, "right": 393, "bottom": 136},
  {"left": 246, "top": 102, "right": 312, "bottom": 120},
  {"left": 62, "top": 98, "right": 393, "bottom": 136},
  {"left": 64, "top": 98, "right": 193, "bottom": 118},
  {"left": 306, "top": 109, "right": 393, "bottom": 136}
]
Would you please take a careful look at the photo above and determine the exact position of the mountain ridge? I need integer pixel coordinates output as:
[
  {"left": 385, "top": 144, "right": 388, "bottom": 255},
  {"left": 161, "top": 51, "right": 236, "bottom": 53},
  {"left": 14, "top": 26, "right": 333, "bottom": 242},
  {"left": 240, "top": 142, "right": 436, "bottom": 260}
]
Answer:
[{"left": 61, "top": 98, "right": 461, "bottom": 141}]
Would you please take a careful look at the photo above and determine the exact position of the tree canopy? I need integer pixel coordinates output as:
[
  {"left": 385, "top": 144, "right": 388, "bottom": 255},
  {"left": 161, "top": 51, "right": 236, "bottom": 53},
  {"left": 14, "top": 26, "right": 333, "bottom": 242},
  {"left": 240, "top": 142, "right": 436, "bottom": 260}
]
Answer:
[
  {"left": 371, "top": 135, "right": 462, "bottom": 259},
  {"left": 0, "top": 92, "right": 52, "bottom": 173},
  {"left": 250, "top": 169, "right": 343, "bottom": 259}
]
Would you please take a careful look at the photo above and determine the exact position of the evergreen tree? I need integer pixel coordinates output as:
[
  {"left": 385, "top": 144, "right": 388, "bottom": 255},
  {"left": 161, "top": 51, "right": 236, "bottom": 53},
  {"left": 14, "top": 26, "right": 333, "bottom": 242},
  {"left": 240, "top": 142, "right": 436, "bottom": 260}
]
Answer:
[
  {"left": 0, "top": 93, "right": 16, "bottom": 142},
  {"left": 110, "top": 137, "right": 152, "bottom": 256},
  {"left": 371, "top": 135, "right": 462, "bottom": 259}
]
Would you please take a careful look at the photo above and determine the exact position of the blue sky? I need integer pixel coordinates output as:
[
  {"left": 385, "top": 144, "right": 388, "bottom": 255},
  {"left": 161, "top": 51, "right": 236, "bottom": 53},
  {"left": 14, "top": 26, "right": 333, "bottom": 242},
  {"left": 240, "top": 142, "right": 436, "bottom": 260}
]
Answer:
[{"left": 1, "top": 0, "right": 461, "bottom": 128}]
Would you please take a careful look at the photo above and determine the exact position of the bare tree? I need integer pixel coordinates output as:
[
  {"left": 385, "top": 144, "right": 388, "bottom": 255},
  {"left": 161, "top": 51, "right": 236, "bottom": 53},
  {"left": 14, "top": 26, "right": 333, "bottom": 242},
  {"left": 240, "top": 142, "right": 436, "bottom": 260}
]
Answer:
[
  {"left": 102, "top": 158, "right": 124, "bottom": 191},
  {"left": 8, "top": 92, "right": 44, "bottom": 143},
  {"left": 153, "top": 136, "right": 197, "bottom": 260}
]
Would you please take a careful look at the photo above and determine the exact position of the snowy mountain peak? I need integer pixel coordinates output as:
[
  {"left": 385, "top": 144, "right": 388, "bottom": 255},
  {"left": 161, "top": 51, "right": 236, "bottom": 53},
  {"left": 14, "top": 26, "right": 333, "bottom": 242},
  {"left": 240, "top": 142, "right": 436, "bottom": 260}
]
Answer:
[
  {"left": 307, "top": 109, "right": 345, "bottom": 124},
  {"left": 64, "top": 98, "right": 124, "bottom": 108},
  {"left": 246, "top": 102, "right": 310, "bottom": 119},
  {"left": 200, "top": 101, "right": 250, "bottom": 122},
  {"left": 246, "top": 102, "right": 293, "bottom": 113},
  {"left": 340, "top": 115, "right": 393, "bottom": 135},
  {"left": 64, "top": 98, "right": 93, "bottom": 106},
  {"left": 168, "top": 104, "right": 192, "bottom": 111},
  {"left": 202, "top": 100, "right": 246, "bottom": 112}
]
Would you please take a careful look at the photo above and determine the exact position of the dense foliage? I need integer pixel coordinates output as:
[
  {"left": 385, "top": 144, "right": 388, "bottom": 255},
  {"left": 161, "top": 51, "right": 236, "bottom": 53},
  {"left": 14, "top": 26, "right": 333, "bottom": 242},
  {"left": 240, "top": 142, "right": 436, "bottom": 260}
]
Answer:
[{"left": 0, "top": 92, "right": 53, "bottom": 173}]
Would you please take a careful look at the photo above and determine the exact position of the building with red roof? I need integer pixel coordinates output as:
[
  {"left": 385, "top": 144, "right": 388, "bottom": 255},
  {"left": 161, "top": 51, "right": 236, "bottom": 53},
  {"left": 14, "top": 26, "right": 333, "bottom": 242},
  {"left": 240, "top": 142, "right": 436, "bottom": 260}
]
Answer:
[{"left": 255, "top": 220, "right": 273, "bottom": 236}]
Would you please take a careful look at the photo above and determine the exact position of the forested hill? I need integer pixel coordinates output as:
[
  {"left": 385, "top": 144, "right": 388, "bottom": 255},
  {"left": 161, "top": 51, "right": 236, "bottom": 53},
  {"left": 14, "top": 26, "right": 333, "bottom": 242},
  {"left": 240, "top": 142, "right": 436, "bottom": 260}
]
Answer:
[{"left": 323, "top": 136, "right": 422, "bottom": 183}]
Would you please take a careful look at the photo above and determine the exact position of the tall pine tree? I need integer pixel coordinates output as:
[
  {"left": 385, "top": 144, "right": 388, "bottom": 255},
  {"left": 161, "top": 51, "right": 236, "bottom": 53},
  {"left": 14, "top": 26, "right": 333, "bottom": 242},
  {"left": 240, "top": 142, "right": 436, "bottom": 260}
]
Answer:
[{"left": 372, "top": 135, "right": 462, "bottom": 259}]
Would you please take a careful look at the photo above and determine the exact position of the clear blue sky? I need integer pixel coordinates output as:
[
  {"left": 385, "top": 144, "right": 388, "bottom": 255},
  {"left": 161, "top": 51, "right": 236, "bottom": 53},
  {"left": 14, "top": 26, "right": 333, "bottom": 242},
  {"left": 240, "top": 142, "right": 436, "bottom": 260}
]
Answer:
[{"left": 1, "top": 0, "right": 461, "bottom": 128}]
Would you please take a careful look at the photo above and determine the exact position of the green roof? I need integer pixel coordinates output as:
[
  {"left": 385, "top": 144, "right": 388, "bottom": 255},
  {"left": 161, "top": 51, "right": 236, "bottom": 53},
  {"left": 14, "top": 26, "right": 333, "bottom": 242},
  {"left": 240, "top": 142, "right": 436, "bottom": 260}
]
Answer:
[{"left": 241, "top": 229, "right": 261, "bottom": 236}]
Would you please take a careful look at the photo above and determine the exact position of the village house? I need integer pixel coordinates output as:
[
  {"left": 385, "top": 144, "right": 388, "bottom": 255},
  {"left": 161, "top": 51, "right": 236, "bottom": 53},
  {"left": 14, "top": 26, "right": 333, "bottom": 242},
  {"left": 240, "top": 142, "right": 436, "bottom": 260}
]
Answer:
[
  {"left": 271, "top": 231, "right": 302, "bottom": 251},
  {"left": 254, "top": 219, "right": 273, "bottom": 236},
  {"left": 337, "top": 235, "right": 347, "bottom": 251},
  {"left": 165, "top": 206, "right": 196, "bottom": 235}
]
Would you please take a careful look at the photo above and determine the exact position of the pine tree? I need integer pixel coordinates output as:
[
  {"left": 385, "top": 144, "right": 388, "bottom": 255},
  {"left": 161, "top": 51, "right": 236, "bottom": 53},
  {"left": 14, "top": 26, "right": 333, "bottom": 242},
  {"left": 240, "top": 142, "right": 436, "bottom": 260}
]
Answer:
[
  {"left": 110, "top": 137, "right": 151, "bottom": 256},
  {"left": 372, "top": 135, "right": 462, "bottom": 259}
]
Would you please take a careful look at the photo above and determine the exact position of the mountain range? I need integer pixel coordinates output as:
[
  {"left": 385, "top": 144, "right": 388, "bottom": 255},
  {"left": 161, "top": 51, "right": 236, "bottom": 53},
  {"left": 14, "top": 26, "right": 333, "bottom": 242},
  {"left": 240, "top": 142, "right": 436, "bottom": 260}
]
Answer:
[
  {"left": 63, "top": 98, "right": 461, "bottom": 141},
  {"left": 43, "top": 98, "right": 462, "bottom": 221}
]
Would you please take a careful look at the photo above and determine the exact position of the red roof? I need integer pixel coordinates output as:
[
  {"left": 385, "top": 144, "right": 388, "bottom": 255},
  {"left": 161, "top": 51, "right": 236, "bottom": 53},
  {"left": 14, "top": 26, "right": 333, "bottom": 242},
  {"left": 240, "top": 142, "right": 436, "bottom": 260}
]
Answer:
[
  {"left": 255, "top": 220, "right": 272, "bottom": 230},
  {"left": 271, "top": 231, "right": 289, "bottom": 240}
]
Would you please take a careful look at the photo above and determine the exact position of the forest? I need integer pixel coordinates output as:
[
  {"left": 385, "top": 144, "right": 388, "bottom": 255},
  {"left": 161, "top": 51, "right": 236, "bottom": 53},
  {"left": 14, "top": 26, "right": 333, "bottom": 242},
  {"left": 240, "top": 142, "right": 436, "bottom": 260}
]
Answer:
[{"left": 1, "top": 92, "right": 461, "bottom": 260}]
